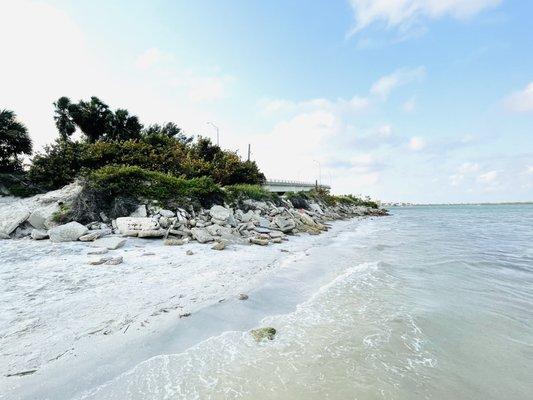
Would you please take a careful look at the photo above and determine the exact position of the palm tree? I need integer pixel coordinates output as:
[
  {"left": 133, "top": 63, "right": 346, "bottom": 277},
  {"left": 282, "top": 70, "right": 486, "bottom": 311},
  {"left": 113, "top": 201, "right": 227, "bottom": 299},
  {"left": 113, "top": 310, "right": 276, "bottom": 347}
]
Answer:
[{"left": 0, "top": 109, "right": 32, "bottom": 172}]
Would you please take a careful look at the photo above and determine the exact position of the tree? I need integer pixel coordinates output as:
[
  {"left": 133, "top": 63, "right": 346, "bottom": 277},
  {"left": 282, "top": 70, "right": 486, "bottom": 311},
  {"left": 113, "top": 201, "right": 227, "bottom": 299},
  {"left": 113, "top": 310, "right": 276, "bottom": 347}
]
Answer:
[
  {"left": 144, "top": 122, "right": 192, "bottom": 145},
  {"left": 53, "top": 96, "right": 143, "bottom": 142},
  {"left": 53, "top": 97, "right": 76, "bottom": 140},
  {"left": 0, "top": 109, "right": 32, "bottom": 172}
]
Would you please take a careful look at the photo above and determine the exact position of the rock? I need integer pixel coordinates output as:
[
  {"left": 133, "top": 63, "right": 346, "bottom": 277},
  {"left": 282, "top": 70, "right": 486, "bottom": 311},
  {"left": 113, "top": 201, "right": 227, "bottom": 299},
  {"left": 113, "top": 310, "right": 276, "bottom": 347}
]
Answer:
[
  {"left": 164, "top": 238, "right": 184, "bottom": 246},
  {"left": 250, "top": 327, "right": 276, "bottom": 341},
  {"left": 269, "top": 231, "right": 283, "bottom": 239},
  {"left": 158, "top": 217, "right": 172, "bottom": 229},
  {"left": 48, "top": 222, "right": 88, "bottom": 242},
  {"left": 238, "top": 293, "right": 249, "bottom": 300},
  {"left": 271, "top": 237, "right": 283, "bottom": 244},
  {"left": 88, "top": 257, "right": 108, "bottom": 265},
  {"left": 91, "top": 237, "right": 126, "bottom": 250},
  {"left": 99, "top": 212, "right": 109, "bottom": 222},
  {"left": 211, "top": 241, "right": 226, "bottom": 250},
  {"left": 105, "top": 256, "right": 123, "bottom": 265},
  {"left": 115, "top": 217, "right": 159, "bottom": 234},
  {"left": 186, "top": 250, "right": 194, "bottom": 255},
  {"left": 78, "top": 232, "right": 99, "bottom": 242},
  {"left": 28, "top": 206, "right": 57, "bottom": 230},
  {"left": 241, "top": 210, "right": 254, "bottom": 223},
  {"left": 0, "top": 207, "right": 30, "bottom": 236},
  {"left": 31, "top": 229, "right": 49, "bottom": 240},
  {"left": 309, "top": 203, "right": 324, "bottom": 214},
  {"left": 209, "top": 205, "right": 231, "bottom": 223},
  {"left": 206, "top": 224, "right": 233, "bottom": 237},
  {"left": 129, "top": 205, "right": 147, "bottom": 218},
  {"left": 299, "top": 212, "right": 317, "bottom": 226},
  {"left": 273, "top": 216, "right": 296, "bottom": 233},
  {"left": 254, "top": 226, "right": 271, "bottom": 234},
  {"left": 137, "top": 229, "right": 165, "bottom": 238},
  {"left": 191, "top": 227, "right": 214, "bottom": 243},
  {"left": 250, "top": 237, "right": 269, "bottom": 246},
  {"left": 88, "top": 248, "right": 108, "bottom": 255},
  {"left": 12, "top": 222, "right": 33, "bottom": 238},
  {"left": 159, "top": 209, "right": 175, "bottom": 218},
  {"left": 0, "top": 232, "right": 10, "bottom": 239}
]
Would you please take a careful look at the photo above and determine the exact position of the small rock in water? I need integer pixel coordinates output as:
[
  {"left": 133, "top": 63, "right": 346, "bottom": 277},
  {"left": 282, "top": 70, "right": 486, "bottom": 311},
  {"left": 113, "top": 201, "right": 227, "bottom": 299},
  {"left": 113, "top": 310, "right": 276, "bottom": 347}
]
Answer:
[
  {"left": 164, "top": 238, "right": 184, "bottom": 246},
  {"left": 211, "top": 241, "right": 226, "bottom": 251},
  {"left": 250, "top": 327, "right": 276, "bottom": 342},
  {"left": 238, "top": 293, "right": 249, "bottom": 300},
  {"left": 186, "top": 250, "right": 194, "bottom": 256}
]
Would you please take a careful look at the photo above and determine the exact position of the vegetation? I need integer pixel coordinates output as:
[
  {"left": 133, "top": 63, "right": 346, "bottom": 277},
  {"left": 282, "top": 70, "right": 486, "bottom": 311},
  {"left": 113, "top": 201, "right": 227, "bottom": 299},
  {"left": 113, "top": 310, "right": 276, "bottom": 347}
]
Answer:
[
  {"left": 286, "top": 188, "right": 379, "bottom": 209},
  {"left": 224, "top": 184, "right": 277, "bottom": 204},
  {"left": 67, "top": 165, "right": 225, "bottom": 223},
  {"left": 0, "top": 109, "right": 32, "bottom": 173}
]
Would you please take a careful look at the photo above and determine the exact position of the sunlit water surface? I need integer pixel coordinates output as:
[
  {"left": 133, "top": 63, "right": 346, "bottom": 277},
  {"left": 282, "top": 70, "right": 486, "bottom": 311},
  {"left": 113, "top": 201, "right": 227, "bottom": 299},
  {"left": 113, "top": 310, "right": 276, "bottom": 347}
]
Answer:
[{"left": 80, "top": 205, "right": 533, "bottom": 400}]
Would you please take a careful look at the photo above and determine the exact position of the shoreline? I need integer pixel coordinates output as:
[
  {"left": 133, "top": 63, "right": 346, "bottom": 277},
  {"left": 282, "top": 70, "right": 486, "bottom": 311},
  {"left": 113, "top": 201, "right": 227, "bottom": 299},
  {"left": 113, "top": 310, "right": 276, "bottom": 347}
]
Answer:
[{"left": 1, "top": 216, "right": 375, "bottom": 399}]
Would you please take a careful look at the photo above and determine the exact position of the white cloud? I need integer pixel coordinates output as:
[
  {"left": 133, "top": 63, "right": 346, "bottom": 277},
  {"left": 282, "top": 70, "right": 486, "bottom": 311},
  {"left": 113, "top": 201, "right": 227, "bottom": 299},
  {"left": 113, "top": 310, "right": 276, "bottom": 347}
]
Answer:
[
  {"left": 370, "top": 67, "right": 425, "bottom": 99},
  {"left": 477, "top": 170, "right": 498, "bottom": 184},
  {"left": 408, "top": 136, "right": 426, "bottom": 151},
  {"left": 260, "top": 95, "right": 369, "bottom": 116},
  {"left": 503, "top": 82, "right": 533, "bottom": 113},
  {"left": 348, "top": 0, "right": 502, "bottom": 35}
]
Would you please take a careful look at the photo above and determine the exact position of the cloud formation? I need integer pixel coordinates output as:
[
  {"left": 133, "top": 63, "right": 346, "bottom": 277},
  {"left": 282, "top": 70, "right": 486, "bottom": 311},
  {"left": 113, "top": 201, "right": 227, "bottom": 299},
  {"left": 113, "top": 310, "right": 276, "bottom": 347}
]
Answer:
[
  {"left": 503, "top": 82, "right": 533, "bottom": 113},
  {"left": 348, "top": 0, "right": 502, "bottom": 35}
]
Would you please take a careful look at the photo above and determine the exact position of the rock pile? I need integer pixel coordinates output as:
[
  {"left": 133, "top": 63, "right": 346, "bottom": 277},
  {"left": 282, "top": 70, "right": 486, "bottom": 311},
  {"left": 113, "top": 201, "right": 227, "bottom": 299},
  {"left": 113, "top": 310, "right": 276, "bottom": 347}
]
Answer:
[{"left": 0, "top": 185, "right": 387, "bottom": 248}]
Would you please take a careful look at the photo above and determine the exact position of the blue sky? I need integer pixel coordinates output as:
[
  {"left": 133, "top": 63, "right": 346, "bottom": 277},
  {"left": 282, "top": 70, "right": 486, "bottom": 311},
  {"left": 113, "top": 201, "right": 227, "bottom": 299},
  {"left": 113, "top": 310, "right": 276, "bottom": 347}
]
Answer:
[{"left": 1, "top": 0, "right": 532, "bottom": 203}]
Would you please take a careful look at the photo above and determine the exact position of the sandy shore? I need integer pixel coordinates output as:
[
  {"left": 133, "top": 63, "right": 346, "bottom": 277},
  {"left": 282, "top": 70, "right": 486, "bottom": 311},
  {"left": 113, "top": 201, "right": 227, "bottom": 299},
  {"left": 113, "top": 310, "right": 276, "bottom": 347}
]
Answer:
[{"left": 0, "top": 218, "right": 365, "bottom": 399}]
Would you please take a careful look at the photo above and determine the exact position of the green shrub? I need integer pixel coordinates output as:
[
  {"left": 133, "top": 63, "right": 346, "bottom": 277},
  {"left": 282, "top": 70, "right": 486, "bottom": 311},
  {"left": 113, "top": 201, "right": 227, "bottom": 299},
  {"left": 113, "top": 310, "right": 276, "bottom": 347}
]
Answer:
[
  {"left": 224, "top": 184, "right": 274, "bottom": 204},
  {"left": 51, "top": 203, "right": 71, "bottom": 224},
  {"left": 0, "top": 172, "right": 41, "bottom": 197},
  {"left": 83, "top": 165, "right": 223, "bottom": 217}
]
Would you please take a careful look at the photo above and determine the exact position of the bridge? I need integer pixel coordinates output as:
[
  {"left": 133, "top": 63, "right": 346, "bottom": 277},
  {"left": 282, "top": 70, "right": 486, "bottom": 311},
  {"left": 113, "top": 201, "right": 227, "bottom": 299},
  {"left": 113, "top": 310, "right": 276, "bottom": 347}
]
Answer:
[{"left": 263, "top": 179, "right": 331, "bottom": 195}]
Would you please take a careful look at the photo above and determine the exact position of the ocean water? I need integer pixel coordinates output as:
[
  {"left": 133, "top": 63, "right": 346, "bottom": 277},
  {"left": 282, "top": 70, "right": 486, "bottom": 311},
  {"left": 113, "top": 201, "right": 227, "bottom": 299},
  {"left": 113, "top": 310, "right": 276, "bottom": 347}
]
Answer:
[{"left": 79, "top": 205, "right": 533, "bottom": 400}]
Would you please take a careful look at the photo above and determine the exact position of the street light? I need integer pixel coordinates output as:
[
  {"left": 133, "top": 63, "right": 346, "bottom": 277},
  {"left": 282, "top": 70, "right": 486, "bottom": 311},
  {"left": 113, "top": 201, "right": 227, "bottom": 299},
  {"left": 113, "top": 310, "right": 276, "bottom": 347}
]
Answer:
[
  {"left": 313, "top": 159, "right": 321, "bottom": 186},
  {"left": 206, "top": 122, "right": 219, "bottom": 146}
]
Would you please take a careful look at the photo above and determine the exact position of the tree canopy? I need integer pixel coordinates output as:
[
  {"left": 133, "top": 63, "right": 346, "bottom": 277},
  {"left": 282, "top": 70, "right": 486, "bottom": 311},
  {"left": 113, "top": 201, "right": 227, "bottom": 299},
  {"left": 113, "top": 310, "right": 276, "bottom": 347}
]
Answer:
[
  {"left": 53, "top": 96, "right": 143, "bottom": 142},
  {"left": 0, "top": 109, "right": 32, "bottom": 172}
]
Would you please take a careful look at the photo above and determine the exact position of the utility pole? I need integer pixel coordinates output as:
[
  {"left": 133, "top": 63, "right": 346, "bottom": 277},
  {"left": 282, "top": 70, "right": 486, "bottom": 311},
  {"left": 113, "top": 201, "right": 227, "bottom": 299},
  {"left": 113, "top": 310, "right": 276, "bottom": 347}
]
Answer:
[
  {"left": 313, "top": 160, "right": 321, "bottom": 186},
  {"left": 206, "top": 122, "right": 219, "bottom": 146},
  {"left": 247, "top": 144, "right": 251, "bottom": 161}
]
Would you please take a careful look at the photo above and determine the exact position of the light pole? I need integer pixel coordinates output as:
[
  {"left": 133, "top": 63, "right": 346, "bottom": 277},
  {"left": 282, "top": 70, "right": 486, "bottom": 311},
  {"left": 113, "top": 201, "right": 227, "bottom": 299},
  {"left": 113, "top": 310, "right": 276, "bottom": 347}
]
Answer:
[
  {"left": 313, "top": 160, "right": 321, "bottom": 186},
  {"left": 206, "top": 122, "right": 219, "bottom": 146}
]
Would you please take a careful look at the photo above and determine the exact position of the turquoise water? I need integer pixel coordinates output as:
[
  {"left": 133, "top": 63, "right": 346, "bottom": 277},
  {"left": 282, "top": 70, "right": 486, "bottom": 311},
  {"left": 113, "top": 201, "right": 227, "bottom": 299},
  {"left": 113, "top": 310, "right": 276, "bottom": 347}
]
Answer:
[{"left": 81, "top": 205, "right": 533, "bottom": 399}]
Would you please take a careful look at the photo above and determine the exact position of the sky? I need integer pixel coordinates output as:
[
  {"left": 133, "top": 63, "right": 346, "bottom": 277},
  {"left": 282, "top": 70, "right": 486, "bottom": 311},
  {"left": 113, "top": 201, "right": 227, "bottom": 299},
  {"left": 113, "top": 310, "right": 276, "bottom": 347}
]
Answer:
[{"left": 1, "top": 0, "right": 532, "bottom": 203}]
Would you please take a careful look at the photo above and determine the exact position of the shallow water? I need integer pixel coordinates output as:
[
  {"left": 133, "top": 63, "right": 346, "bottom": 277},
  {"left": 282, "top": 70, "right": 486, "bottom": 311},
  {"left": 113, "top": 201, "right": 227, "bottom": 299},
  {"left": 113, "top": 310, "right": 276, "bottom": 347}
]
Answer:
[{"left": 55, "top": 206, "right": 533, "bottom": 398}]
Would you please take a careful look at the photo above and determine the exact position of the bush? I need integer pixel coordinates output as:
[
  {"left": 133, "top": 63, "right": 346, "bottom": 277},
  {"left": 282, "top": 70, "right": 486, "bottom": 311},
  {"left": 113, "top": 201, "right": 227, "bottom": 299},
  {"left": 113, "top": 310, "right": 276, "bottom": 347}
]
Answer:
[
  {"left": 0, "top": 172, "right": 41, "bottom": 197},
  {"left": 29, "top": 139, "right": 84, "bottom": 191},
  {"left": 68, "top": 165, "right": 225, "bottom": 223},
  {"left": 224, "top": 184, "right": 274, "bottom": 204},
  {"left": 27, "top": 136, "right": 265, "bottom": 191}
]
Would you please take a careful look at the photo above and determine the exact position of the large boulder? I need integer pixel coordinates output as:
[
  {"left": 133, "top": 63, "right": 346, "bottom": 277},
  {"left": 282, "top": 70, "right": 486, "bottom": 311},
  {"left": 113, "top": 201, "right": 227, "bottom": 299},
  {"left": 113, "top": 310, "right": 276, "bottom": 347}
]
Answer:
[
  {"left": 209, "top": 205, "right": 231, "bottom": 223},
  {"left": 48, "top": 222, "right": 88, "bottom": 242},
  {"left": 0, "top": 207, "right": 30, "bottom": 236},
  {"left": 115, "top": 217, "right": 159, "bottom": 233},
  {"left": 129, "top": 205, "right": 147, "bottom": 218},
  {"left": 206, "top": 224, "right": 233, "bottom": 237},
  {"left": 190, "top": 227, "right": 214, "bottom": 243},
  {"left": 27, "top": 204, "right": 59, "bottom": 230}
]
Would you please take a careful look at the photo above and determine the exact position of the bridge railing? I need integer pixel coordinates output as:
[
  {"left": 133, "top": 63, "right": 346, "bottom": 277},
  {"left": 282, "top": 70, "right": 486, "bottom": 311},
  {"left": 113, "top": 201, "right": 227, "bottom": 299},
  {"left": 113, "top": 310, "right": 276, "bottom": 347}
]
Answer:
[{"left": 265, "top": 179, "right": 331, "bottom": 189}]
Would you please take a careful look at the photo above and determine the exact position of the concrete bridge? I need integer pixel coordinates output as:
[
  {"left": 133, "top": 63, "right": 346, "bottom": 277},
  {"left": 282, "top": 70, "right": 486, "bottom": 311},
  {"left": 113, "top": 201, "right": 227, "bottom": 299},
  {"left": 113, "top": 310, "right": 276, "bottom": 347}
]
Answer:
[{"left": 264, "top": 179, "right": 331, "bottom": 195}]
